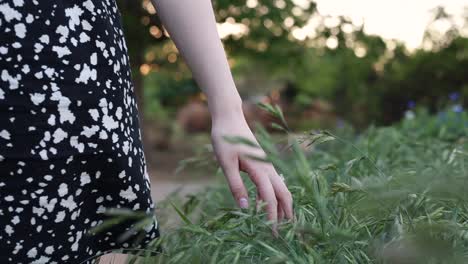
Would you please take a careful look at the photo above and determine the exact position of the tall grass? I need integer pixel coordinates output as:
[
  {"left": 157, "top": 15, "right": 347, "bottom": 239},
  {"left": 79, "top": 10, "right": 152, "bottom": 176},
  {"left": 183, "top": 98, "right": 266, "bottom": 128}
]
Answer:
[{"left": 100, "top": 106, "right": 468, "bottom": 264}]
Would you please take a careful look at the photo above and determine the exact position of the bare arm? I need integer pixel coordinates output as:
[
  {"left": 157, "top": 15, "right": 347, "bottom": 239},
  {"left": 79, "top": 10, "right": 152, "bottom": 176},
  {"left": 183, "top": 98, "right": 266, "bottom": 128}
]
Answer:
[
  {"left": 150, "top": 0, "right": 240, "bottom": 122},
  {"left": 150, "top": 0, "right": 293, "bottom": 233}
]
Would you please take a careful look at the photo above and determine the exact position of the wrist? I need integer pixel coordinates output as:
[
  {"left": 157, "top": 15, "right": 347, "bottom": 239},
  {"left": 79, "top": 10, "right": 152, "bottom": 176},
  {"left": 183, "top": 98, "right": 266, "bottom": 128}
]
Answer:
[{"left": 208, "top": 95, "right": 244, "bottom": 125}]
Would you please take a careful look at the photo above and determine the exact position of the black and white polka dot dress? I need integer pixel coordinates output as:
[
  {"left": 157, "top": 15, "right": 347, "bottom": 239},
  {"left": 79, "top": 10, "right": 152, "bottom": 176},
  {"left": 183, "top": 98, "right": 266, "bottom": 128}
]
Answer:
[{"left": 0, "top": 0, "right": 161, "bottom": 263}]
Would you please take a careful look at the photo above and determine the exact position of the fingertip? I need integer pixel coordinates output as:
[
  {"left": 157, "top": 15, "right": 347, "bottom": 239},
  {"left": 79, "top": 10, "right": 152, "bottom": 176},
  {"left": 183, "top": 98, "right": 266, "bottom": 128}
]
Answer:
[
  {"left": 239, "top": 197, "right": 249, "bottom": 209},
  {"left": 272, "top": 224, "right": 279, "bottom": 238}
]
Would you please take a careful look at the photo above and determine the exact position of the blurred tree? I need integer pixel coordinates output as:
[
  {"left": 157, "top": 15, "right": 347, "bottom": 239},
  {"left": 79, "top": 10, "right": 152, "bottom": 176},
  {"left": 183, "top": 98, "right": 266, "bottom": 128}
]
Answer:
[
  {"left": 213, "top": 0, "right": 316, "bottom": 72},
  {"left": 117, "top": 1, "right": 468, "bottom": 129},
  {"left": 285, "top": 6, "right": 468, "bottom": 126},
  {"left": 116, "top": 0, "right": 319, "bottom": 107},
  {"left": 274, "top": 16, "right": 388, "bottom": 126},
  {"left": 376, "top": 6, "right": 468, "bottom": 124},
  {"left": 423, "top": 6, "right": 462, "bottom": 51},
  {"left": 376, "top": 36, "right": 468, "bottom": 124}
]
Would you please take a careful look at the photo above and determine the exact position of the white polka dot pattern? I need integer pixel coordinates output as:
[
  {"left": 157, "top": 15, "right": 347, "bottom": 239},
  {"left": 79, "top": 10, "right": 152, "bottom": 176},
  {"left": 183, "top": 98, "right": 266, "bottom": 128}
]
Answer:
[{"left": 0, "top": 0, "right": 161, "bottom": 263}]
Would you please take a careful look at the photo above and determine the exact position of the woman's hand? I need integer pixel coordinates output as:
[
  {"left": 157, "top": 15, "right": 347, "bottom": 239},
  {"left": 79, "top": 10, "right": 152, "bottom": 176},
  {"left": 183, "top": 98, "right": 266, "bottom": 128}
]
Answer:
[{"left": 210, "top": 107, "right": 294, "bottom": 236}]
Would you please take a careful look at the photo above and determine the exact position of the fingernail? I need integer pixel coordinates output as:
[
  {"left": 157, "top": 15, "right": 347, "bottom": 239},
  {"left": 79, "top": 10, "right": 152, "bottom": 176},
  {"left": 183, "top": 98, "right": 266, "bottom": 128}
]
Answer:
[{"left": 239, "top": 197, "right": 248, "bottom": 209}]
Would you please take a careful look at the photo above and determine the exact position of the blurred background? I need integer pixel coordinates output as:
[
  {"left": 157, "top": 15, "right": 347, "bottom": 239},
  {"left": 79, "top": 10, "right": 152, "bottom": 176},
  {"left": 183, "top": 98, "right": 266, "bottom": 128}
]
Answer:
[{"left": 115, "top": 0, "right": 468, "bottom": 205}]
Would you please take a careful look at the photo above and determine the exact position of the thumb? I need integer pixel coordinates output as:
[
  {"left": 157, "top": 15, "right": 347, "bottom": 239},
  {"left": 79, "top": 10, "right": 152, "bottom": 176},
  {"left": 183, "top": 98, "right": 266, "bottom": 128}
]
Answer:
[{"left": 222, "top": 162, "right": 249, "bottom": 209}]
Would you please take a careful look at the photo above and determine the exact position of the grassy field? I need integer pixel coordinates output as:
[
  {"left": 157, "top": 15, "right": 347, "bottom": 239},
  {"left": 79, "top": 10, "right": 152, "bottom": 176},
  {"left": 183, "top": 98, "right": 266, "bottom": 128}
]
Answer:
[{"left": 105, "top": 106, "right": 468, "bottom": 264}]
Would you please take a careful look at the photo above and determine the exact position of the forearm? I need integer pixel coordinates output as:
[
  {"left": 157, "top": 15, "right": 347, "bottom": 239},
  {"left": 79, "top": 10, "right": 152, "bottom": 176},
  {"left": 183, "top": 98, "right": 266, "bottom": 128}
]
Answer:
[{"left": 150, "top": 0, "right": 243, "bottom": 122}]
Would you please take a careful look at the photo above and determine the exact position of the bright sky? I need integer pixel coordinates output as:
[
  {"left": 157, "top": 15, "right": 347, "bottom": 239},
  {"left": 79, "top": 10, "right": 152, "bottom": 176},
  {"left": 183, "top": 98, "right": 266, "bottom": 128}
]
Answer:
[{"left": 313, "top": 0, "right": 467, "bottom": 49}]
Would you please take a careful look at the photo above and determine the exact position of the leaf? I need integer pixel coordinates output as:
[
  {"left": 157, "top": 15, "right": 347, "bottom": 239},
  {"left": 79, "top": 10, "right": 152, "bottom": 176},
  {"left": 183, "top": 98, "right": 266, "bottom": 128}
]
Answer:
[
  {"left": 175, "top": 157, "right": 200, "bottom": 174},
  {"left": 182, "top": 194, "right": 200, "bottom": 215},
  {"left": 170, "top": 201, "right": 193, "bottom": 225},
  {"left": 345, "top": 156, "right": 365, "bottom": 174},
  {"left": 116, "top": 216, "right": 154, "bottom": 243},
  {"left": 319, "top": 163, "right": 338, "bottom": 171},
  {"left": 258, "top": 102, "right": 290, "bottom": 131},
  {"left": 240, "top": 153, "right": 270, "bottom": 163},
  {"left": 306, "top": 132, "right": 335, "bottom": 147},
  {"left": 270, "top": 122, "right": 288, "bottom": 132},
  {"left": 330, "top": 182, "right": 354, "bottom": 195},
  {"left": 204, "top": 212, "right": 236, "bottom": 230},
  {"left": 258, "top": 102, "right": 277, "bottom": 116},
  {"left": 102, "top": 207, "right": 147, "bottom": 218},
  {"left": 223, "top": 135, "right": 260, "bottom": 148},
  {"left": 274, "top": 104, "right": 289, "bottom": 129},
  {"left": 256, "top": 241, "right": 284, "bottom": 256},
  {"left": 87, "top": 216, "right": 127, "bottom": 235}
]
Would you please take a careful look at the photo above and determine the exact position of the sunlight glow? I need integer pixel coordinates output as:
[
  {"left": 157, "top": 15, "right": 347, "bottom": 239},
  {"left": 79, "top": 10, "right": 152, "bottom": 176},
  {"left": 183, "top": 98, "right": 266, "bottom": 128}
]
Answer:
[
  {"left": 314, "top": 0, "right": 467, "bottom": 49},
  {"left": 215, "top": 0, "right": 466, "bottom": 49},
  {"left": 216, "top": 21, "right": 249, "bottom": 39}
]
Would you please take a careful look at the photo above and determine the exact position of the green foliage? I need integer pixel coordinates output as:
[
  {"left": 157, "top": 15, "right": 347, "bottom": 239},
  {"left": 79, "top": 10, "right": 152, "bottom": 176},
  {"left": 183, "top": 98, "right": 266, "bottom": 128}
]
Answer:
[
  {"left": 130, "top": 105, "right": 468, "bottom": 264},
  {"left": 376, "top": 37, "right": 468, "bottom": 124},
  {"left": 280, "top": 9, "right": 467, "bottom": 127},
  {"left": 213, "top": 0, "right": 317, "bottom": 65},
  {"left": 258, "top": 102, "right": 290, "bottom": 132}
]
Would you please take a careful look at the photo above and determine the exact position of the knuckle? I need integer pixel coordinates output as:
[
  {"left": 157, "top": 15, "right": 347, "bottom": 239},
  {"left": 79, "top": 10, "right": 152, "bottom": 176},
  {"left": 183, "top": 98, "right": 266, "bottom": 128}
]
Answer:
[
  {"left": 249, "top": 171, "right": 264, "bottom": 184},
  {"left": 278, "top": 188, "right": 292, "bottom": 200},
  {"left": 222, "top": 156, "right": 238, "bottom": 167},
  {"left": 269, "top": 198, "right": 278, "bottom": 207}
]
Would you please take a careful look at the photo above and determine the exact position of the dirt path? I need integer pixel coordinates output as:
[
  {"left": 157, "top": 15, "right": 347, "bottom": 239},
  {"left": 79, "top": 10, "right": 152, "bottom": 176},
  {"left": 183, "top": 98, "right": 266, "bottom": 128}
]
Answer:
[
  {"left": 146, "top": 149, "right": 218, "bottom": 204},
  {"left": 149, "top": 177, "right": 214, "bottom": 202}
]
